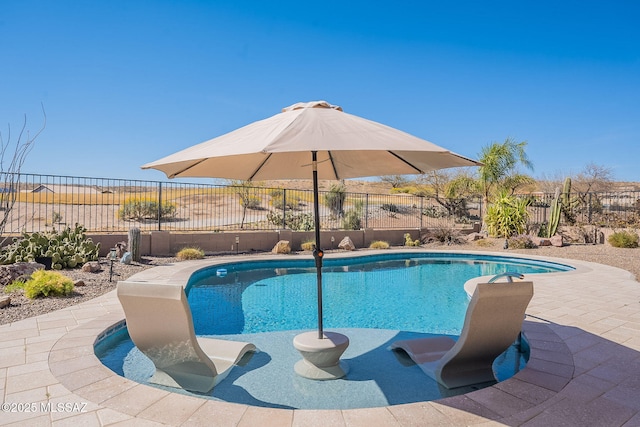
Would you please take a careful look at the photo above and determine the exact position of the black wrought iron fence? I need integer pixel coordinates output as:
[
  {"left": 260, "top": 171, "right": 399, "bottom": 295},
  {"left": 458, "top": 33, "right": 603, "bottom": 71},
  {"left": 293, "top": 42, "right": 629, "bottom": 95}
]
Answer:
[
  {"left": 523, "top": 191, "right": 640, "bottom": 229},
  {"left": 1, "top": 173, "right": 637, "bottom": 234},
  {"left": 0, "top": 174, "right": 482, "bottom": 234}
]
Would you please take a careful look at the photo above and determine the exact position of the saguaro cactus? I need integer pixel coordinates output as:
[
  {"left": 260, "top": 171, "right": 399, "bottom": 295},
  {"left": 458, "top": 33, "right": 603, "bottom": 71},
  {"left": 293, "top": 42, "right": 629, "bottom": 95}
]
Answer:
[
  {"left": 128, "top": 227, "right": 141, "bottom": 262},
  {"left": 546, "top": 188, "right": 561, "bottom": 238}
]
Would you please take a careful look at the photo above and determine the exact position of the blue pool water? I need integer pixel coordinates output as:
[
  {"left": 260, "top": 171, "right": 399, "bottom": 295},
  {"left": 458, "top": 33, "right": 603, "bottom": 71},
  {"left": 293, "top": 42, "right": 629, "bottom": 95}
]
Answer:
[{"left": 96, "top": 252, "right": 571, "bottom": 409}]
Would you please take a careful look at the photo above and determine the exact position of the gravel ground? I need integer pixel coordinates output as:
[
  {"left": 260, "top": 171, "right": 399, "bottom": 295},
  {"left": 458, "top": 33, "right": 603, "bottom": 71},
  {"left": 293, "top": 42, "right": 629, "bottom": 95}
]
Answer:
[{"left": 1, "top": 240, "right": 638, "bottom": 326}]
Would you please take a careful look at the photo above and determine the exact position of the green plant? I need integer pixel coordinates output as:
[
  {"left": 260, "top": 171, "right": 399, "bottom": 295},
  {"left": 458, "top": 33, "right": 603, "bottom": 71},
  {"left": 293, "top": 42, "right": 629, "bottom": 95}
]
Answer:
[
  {"left": 269, "top": 189, "right": 301, "bottom": 210},
  {"left": 128, "top": 227, "right": 141, "bottom": 262},
  {"left": 342, "top": 199, "right": 364, "bottom": 230},
  {"left": 484, "top": 192, "right": 531, "bottom": 238},
  {"left": 324, "top": 184, "right": 346, "bottom": 217},
  {"left": 507, "top": 234, "right": 537, "bottom": 249},
  {"left": 546, "top": 188, "right": 561, "bottom": 238},
  {"left": 369, "top": 240, "right": 390, "bottom": 249},
  {"left": 266, "top": 211, "right": 314, "bottom": 231},
  {"left": 176, "top": 247, "right": 205, "bottom": 260},
  {"left": 560, "top": 177, "right": 579, "bottom": 225},
  {"left": 4, "top": 279, "right": 26, "bottom": 294},
  {"left": 381, "top": 203, "right": 399, "bottom": 213},
  {"left": 118, "top": 197, "right": 177, "bottom": 221},
  {"left": 301, "top": 240, "right": 315, "bottom": 251},
  {"left": 0, "top": 224, "right": 100, "bottom": 269},
  {"left": 608, "top": 230, "right": 639, "bottom": 248},
  {"left": 22, "top": 270, "right": 74, "bottom": 299},
  {"left": 404, "top": 233, "right": 420, "bottom": 246},
  {"left": 52, "top": 211, "right": 63, "bottom": 224}
]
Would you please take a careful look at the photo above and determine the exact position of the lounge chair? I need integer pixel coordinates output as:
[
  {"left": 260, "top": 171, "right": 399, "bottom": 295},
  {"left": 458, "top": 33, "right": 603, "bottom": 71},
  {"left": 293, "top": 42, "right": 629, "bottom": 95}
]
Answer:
[
  {"left": 390, "top": 279, "right": 533, "bottom": 389},
  {"left": 117, "top": 281, "right": 256, "bottom": 393}
]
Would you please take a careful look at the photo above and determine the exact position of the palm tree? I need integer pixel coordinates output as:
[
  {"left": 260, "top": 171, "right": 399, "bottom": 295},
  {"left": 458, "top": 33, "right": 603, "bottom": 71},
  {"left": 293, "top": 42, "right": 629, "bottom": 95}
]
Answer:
[{"left": 478, "top": 138, "right": 534, "bottom": 207}]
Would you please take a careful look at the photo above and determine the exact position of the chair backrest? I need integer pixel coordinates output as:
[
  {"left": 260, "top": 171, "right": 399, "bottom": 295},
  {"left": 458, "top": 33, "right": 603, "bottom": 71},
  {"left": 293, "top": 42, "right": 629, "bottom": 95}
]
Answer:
[
  {"left": 437, "top": 281, "right": 533, "bottom": 385},
  {"left": 117, "top": 282, "right": 218, "bottom": 390}
]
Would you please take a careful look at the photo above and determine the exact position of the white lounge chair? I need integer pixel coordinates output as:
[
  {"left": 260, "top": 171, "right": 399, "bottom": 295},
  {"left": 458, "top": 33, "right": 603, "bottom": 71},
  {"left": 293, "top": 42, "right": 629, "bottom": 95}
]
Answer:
[
  {"left": 117, "top": 281, "right": 256, "bottom": 393},
  {"left": 391, "top": 280, "right": 533, "bottom": 389}
]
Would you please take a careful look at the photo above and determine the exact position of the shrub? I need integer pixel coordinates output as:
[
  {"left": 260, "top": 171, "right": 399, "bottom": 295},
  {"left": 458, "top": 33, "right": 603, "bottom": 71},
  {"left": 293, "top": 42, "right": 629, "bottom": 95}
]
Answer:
[
  {"left": 22, "top": 270, "right": 74, "bottom": 299},
  {"left": 507, "top": 234, "right": 537, "bottom": 249},
  {"left": 431, "top": 227, "right": 460, "bottom": 244},
  {"left": 176, "top": 247, "right": 205, "bottom": 260},
  {"left": 369, "top": 240, "right": 390, "bottom": 249},
  {"left": 608, "top": 230, "right": 639, "bottom": 248},
  {"left": 118, "top": 197, "right": 177, "bottom": 221},
  {"left": 324, "top": 184, "right": 346, "bottom": 216},
  {"left": 301, "top": 240, "right": 315, "bottom": 251},
  {"left": 269, "top": 189, "right": 301, "bottom": 210},
  {"left": 484, "top": 192, "right": 531, "bottom": 238},
  {"left": 381, "top": 203, "right": 399, "bottom": 213},
  {"left": 4, "top": 280, "right": 26, "bottom": 294}
]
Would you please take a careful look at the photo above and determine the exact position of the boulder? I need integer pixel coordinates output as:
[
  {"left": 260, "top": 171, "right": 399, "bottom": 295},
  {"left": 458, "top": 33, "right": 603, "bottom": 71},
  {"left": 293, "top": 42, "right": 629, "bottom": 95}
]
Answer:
[
  {"left": 0, "top": 262, "right": 44, "bottom": 287},
  {"left": 74, "top": 280, "right": 86, "bottom": 287},
  {"left": 82, "top": 261, "right": 102, "bottom": 273},
  {"left": 272, "top": 240, "right": 291, "bottom": 254},
  {"left": 121, "top": 252, "right": 133, "bottom": 264},
  {"left": 550, "top": 235, "right": 564, "bottom": 247},
  {"left": 537, "top": 238, "right": 552, "bottom": 246},
  {"left": 338, "top": 236, "right": 356, "bottom": 251},
  {"left": 466, "top": 232, "right": 484, "bottom": 242},
  {"left": 0, "top": 296, "right": 10, "bottom": 309}
]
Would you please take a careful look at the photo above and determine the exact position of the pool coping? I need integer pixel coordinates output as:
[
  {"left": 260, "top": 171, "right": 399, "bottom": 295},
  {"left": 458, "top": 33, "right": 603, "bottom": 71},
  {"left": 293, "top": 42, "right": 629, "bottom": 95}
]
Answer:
[{"left": 2, "top": 249, "right": 640, "bottom": 426}]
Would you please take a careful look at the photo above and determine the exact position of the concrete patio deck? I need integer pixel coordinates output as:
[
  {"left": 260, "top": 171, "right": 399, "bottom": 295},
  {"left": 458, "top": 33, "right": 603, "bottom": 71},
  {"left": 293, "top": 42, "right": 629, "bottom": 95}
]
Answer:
[{"left": 1, "top": 250, "right": 640, "bottom": 426}]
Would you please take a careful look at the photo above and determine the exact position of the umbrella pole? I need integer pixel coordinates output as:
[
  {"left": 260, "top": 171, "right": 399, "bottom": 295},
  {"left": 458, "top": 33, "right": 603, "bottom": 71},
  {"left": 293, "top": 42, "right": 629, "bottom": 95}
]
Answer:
[{"left": 311, "top": 151, "right": 324, "bottom": 339}]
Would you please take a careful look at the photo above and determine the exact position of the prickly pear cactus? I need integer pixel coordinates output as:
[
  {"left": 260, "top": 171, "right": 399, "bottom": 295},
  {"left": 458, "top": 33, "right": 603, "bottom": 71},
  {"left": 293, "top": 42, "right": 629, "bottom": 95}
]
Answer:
[{"left": 0, "top": 223, "right": 100, "bottom": 268}]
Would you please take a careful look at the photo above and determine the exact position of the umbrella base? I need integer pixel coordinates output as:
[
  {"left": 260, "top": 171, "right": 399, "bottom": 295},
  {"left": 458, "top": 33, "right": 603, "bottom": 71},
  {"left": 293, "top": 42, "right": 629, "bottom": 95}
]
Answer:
[{"left": 293, "top": 331, "right": 349, "bottom": 380}]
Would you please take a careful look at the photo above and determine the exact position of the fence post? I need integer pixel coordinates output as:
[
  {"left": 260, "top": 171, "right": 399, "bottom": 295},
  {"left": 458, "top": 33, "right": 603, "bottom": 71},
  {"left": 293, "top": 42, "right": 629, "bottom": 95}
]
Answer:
[
  {"left": 365, "top": 193, "right": 369, "bottom": 229},
  {"left": 419, "top": 196, "right": 424, "bottom": 229},
  {"left": 157, "top": 182, "right": 162, "bottom": 231},
  {"left": 282, "top": 189, "right": 287, "bottom": 229}
]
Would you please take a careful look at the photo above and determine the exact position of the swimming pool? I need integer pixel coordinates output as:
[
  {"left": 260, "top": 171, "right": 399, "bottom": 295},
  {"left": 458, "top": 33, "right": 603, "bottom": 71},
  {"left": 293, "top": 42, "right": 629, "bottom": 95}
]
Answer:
[{"left": 96, "top": 251, "right": 572, "bottom": 410}]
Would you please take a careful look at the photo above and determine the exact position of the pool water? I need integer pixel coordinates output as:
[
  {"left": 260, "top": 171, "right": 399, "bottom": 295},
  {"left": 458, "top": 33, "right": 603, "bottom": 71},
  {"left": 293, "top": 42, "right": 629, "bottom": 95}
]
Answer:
[{"left": 96, "top": 252, "right": 571, "bottom": 410}]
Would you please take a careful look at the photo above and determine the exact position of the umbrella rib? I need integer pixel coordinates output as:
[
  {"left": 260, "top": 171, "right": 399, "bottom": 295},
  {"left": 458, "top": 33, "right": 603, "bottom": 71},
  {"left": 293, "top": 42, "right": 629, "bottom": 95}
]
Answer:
[
  {"left": 388, "top": 151, "right": 425, "bottom": 174},
  {"left": 168, "top": 159, "right": 209, "bottom": 178},
  {"left": 248, "top": 153, "right": 272, "bottom": 181},
  {"left": 327, "top": 152, "right": 339, "bottom": 179}
]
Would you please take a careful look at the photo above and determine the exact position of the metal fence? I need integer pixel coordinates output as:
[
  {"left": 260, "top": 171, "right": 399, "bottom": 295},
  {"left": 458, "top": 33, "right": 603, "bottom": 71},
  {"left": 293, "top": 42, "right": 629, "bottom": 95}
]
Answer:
[{"left": 1, "top": 173, "right": 638, "bottom": 234}]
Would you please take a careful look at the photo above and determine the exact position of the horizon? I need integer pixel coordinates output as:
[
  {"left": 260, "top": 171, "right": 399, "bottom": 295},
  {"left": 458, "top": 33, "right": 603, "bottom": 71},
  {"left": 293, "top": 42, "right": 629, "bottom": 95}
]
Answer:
[{"left": 2, "top": 1, "right": 639, "bottom": 182}]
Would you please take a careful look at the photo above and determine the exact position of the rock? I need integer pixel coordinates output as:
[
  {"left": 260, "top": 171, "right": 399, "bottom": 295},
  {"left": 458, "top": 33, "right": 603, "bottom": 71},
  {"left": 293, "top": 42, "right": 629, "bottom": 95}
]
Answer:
[
  {"left": 0, "top": 262, "right": 44, "bottom": 287},
  {"left": 121, "top": 252, "right": 133, "bottom": 264},
  {"left": 338, "top": 236, "right": 356, "bottom": 251},
  {"left": 0, "top": 296, "right": 10, "bottom": 309},
  {"left": 536, "top": 238, "right": 552, "bottom": 246},
  {"left": 272, "top": 240, "right": 291, "bottom": 254},
  {"left": 82, "top": 262, "right": 102, "bottom": 273},
  {"left": 550, "top": 235, "right": 564, "bottom": 247},
  {"left": 74, "top": 280, "right": 85, "bottom": 287},
  {"left": 466, "top": 232, "right": 484, "bottom": 242}
]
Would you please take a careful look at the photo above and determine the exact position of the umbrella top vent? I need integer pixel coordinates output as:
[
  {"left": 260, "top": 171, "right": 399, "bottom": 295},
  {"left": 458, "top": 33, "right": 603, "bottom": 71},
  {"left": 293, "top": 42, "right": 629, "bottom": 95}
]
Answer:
[{"left": 282, "top": 100, "right": 343, "bottom": 113}]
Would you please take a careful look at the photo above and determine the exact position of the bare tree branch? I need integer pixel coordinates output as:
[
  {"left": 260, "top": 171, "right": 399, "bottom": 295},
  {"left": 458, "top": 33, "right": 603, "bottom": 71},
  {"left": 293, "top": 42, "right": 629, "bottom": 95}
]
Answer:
[{"left": 0, "top": 104, "right": 46, "bottom": 243}]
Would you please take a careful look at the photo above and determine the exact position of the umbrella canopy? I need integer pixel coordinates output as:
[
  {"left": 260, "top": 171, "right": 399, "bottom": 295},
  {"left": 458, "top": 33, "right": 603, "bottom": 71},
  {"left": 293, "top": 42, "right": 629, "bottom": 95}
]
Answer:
[
  {"left": 143, "top": 100, "right": 481, "bottom": 341},
  {"left": 142, "top": 101, "right": 480, "bottom": 180}
]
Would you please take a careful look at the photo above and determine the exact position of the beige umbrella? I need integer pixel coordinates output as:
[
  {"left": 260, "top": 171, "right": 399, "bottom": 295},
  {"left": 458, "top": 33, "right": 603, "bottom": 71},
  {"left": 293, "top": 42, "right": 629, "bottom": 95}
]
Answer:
[{"left": 142, "top": 100, "right": 480, "bottom": 344}]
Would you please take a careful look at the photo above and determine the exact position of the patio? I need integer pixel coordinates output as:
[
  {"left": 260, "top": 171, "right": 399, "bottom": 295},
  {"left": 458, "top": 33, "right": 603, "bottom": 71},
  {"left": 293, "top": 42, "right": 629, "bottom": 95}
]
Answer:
[{"left": 2, "top": 250, "right": 640, "bottom": 426}]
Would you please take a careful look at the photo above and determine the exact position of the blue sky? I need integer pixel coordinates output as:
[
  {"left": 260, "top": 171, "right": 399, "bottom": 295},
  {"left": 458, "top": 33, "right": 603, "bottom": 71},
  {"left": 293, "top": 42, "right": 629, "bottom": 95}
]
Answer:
[{"left": 2, "top": 1, "right": 639, "bottom": 183}]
